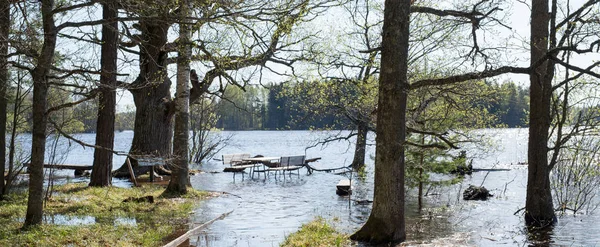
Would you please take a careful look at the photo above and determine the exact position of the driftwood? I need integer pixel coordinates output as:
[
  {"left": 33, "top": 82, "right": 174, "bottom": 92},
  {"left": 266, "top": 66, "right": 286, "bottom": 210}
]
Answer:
[
  {"left": 305, "top": 157, "right": 321, "bottom": 163},
  {"left": 472, "top": 168, "right": 511, "bottom": 172},
  {"left": 162, "top": 210, "right": 233, "bottom": 247},
  {"left": 305, "top": 163, "right": 350, "bottom": 174}
]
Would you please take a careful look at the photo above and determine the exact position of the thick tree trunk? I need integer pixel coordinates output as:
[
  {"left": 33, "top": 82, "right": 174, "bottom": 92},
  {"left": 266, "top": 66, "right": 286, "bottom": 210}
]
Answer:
[
  {"left": 0, "top": 0, "right": 9, "bottom": 198},
  {"left": 25, "top": 0, "right": 56, "bottom": 228},
  {"left": 350, "top": 0, "right": 410, "bottom": 244},
  {"left": 165, "top": 0, "right": 191, "bottom": 195},
  {"left": 114, "top": 19, "right": 173, "bottom": 178},
  {"left": 526, "top": 0, "right": 555, "bottom": 227},
  {"left": 351, "top": 122, "right": 368, "bottom": 169},
  {"left": 90, "top": 2, "right": 118, "bottom": 187}
]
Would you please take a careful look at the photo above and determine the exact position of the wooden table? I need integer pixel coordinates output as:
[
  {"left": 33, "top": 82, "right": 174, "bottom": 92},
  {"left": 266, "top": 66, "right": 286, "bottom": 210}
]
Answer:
[{"left": 241, "top": 157, "right": 280, "bottom": 178}]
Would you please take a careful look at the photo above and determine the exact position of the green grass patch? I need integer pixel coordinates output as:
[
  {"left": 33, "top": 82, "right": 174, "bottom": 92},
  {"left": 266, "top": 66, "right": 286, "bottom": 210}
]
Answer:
[
  {"left": 0, "top": 182, "right": 210, "bottom": 247},
  {"left": 281, "top": 217, "right": 350, "bottom": 247}
]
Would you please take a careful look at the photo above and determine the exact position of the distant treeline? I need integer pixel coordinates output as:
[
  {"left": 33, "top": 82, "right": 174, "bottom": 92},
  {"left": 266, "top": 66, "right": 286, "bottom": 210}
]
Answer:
[{"left": 57, "top": 81, "right": 531, "bottom": 132}]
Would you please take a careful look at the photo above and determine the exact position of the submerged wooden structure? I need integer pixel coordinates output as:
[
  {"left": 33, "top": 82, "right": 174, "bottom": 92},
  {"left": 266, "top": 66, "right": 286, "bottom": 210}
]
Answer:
[{"left": 336, "top": 179, "right": 352, "bottom": 195}]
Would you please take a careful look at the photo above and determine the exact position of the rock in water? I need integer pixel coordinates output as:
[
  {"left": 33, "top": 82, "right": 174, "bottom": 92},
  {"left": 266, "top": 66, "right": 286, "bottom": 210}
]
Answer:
[{"left": 463, "top": 185, "right": 492, "bottom": 200}]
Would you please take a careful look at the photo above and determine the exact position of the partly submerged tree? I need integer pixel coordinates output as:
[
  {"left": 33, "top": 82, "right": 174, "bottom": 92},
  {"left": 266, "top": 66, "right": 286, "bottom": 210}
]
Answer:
[
  {"left": 350, "top": 0, "right": 532, "bottom": 243},
  {"left": 350, "top": 0, "right": 411, "bottom": 243},
  {"left": 525, "top": 0, "right": 600, "bottom": 228}
]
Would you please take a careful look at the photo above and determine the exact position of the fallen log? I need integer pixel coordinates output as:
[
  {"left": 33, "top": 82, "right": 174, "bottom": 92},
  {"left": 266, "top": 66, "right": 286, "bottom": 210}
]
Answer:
[
  {"left": 162, "top": 210, "right": 233, "bottom": 247},
  {"left": 472, "top": 168, "right": 511, "bottom": 172},
  {"left": 24, "top": 163, "right": 93, "bottom": 170}
]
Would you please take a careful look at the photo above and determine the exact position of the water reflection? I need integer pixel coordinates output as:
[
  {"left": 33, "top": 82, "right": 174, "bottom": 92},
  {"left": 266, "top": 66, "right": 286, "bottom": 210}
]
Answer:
[{"left": 39, "top": 214, "right": 137, "bottom": 227}]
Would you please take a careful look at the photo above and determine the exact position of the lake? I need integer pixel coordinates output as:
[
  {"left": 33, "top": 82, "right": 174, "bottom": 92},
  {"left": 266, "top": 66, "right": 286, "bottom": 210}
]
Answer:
[{"left": 24, "top": 129, "right": 600, "bottom": 246}]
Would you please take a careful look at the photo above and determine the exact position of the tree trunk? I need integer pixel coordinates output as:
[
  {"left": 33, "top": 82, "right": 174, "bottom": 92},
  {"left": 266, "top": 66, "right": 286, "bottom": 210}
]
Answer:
[
  {"left": 0, "top": 0, "right": 9, "bottom": 198},
  {"left": 113, "top": 18, "right": 173, "bottom": 177},
  {"left": 165, "top": 0, "right": 191, "bottom": 195},
  {"left": 350, "top": 0, "right": 410, "bottom": 244},
  {"left": 89, "top": 1, "right": 118, "bottom": 187},
  {"left": 526, "top": 0, "right": 555, "bottom": 227},
  {"left": 351, "top": 122, "right": 368, "bottom": 169},
  {"left": 25, "top": 0, "right": 56, "bottom": 228}
]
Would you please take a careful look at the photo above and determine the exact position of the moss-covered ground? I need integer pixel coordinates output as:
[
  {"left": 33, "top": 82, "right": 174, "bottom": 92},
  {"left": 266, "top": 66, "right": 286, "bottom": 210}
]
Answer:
[
  {"left": 280, "top": 217, "right": 351, "bottom": 247},
  {"left": 0, "top": 182, "right": 210, "bottom": 247}
]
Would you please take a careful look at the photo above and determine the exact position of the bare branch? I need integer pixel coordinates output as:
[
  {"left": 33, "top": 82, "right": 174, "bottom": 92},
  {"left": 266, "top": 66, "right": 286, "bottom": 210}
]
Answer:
[{"left": 409, "top": 66, "right": 529, "bottom": 90}]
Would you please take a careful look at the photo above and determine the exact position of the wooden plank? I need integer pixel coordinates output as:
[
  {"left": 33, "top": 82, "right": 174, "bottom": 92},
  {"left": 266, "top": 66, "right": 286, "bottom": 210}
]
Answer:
[
  {"left": 25, "top": 163, "right": 93, "bottom": 170},
  {"left": 45, "top": 164, "right": 93, "bottom": 170},
  {"left": 163, "top": 211, "right": 232, "bottom": 247},
  {"left": 126, "top": 158, "right": 139, "bottom": 187},
  {"left": 137, "top": 159, "right": 164, "bottom": 167},
  {"left": 336, "top": 179, "right": 351, "bottom": 189}
]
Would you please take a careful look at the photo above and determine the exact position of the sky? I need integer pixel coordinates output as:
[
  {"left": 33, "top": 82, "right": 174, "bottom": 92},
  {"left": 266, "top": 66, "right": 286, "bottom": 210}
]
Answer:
[{"left": 32, "top": 0, "right": 600, "bottom": 111}]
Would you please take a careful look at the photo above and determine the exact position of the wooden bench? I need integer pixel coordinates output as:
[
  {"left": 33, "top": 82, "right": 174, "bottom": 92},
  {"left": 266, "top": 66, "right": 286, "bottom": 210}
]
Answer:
[
  {"left": 267, "top": 155, "right": 305, "bottom": 179},
  {"left": 136, "top": 157, "right": 166, "bottom": 182},
  {"left": 222, "top": 153, "right": 254, "bottom": 179},
  {"left": 222, "top": 153, "right": 251, "bottom": 165}
]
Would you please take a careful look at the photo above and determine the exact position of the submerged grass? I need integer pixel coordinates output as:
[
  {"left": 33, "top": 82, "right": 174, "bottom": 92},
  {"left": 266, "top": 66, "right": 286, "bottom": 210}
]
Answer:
[
  {"left": 0, "top": 182, "right": 210, "bottom": 247},
  {"left": 281, "top": 217, "right": 351, "bottom": 247}
]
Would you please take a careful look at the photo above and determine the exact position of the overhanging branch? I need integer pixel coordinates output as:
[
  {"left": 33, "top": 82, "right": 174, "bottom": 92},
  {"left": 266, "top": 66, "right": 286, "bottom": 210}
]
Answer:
[{"left": 409, "top": 66, "right": 530, "bottom": 90}]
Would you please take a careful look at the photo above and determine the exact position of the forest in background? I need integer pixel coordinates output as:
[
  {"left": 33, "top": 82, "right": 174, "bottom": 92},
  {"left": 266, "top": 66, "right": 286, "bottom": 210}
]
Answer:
[{"left": 69, "top": 80, "right": 530, "bottom": 132}]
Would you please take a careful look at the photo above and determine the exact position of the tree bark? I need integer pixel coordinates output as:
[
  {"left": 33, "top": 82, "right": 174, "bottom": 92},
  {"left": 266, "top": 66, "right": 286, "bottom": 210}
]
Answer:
[
  {"left": 130, "top": 19, "right": 172, "bottom": 158},
  {"left": 25, "top": 0, "right": 57, "bottom": 228},
  {"left": 89, "top": 1, "right": 118, "bottom": 187},
  {"left": 351, "top": 122, "right": 368, "bottom": 169},
  {"left": 0, "top": 0, "right": 9, "bottom": 198},
  {"left": 526, "top": 0, "right": 555, "bottom": 227},
  {"left": 165, "top": 0, "right": 191, "bottom": 195},
  {"left": 113, "top": 18, "right": 173, "bottom": 177},
  {"left": 350, "top": 0, "right": 410, "bottom": 244}
]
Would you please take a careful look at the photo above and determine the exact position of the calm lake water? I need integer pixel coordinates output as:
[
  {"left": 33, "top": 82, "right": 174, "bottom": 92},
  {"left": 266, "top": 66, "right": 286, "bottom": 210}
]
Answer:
[{"left": 27, "top": 129, "right": 600, "bottom": 246}]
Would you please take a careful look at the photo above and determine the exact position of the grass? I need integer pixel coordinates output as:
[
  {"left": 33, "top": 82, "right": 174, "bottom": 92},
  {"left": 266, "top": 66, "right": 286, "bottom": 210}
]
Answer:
[
  {"left": 280, "top": 217, "right": 351, "bottom": 247},
  {"left": 0, "top": 182, "right": 210, "bottom": 247}
]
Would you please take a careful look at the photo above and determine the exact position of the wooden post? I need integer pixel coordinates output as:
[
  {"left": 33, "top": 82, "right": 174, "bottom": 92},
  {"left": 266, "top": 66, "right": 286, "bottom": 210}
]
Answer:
[
  {"left": 150, "top": 166, "right": 155, "bottom": 182},
  {"left": 126, "top": 158, "right": 139, "bottom": 187}
]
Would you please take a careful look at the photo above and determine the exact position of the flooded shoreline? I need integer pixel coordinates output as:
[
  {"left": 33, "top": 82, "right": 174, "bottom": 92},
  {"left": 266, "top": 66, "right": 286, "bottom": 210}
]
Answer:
[{"left": 11, "top": 129, "right": 600, "bottom": 246}]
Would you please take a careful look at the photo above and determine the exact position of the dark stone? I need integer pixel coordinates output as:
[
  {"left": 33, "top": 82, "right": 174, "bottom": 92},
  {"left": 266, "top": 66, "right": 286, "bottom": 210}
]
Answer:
[{"left": 463, "top": 185, "right": 492, "bottom": 200}]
